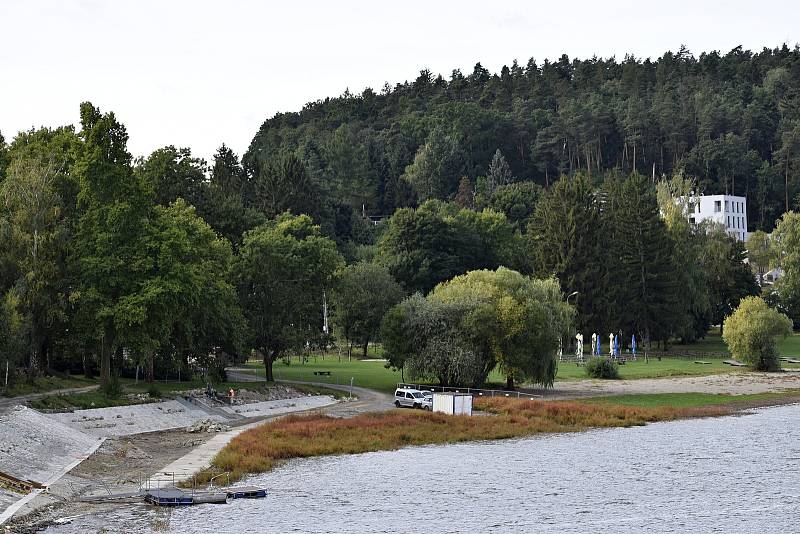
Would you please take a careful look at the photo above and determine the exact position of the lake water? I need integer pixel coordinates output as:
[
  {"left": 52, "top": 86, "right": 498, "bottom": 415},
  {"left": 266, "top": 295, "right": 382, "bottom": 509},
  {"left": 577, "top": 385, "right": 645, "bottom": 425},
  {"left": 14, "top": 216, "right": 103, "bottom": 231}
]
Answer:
[{"left": 45, "top": 404, "right": 800, "bottom": 533}]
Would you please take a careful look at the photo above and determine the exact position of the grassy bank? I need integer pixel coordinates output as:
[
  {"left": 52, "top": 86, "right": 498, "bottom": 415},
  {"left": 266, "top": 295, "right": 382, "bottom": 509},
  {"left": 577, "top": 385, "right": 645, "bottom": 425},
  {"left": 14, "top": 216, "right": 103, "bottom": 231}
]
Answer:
[
  {"left": 193, "top": 396, "right": 732, "bottom": 485},
  {"left": 27, "top": 380, "right": 313, "bottom": 411},
  {"left": 1, "top": 374, "right": 95, "bottom": 397}
]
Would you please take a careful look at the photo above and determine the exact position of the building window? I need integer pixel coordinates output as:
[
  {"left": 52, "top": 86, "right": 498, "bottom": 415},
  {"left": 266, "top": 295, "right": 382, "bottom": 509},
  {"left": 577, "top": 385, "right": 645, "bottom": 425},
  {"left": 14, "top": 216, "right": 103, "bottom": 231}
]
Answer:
[
  {"left": 715, "top": 201, "right": 721, "bottom": 213},
  {"left": 727, "top": 216, "right": 730, "bottom": 227},
  {"left": 689, "top": 217, "right": 696, "bottom": 225}
]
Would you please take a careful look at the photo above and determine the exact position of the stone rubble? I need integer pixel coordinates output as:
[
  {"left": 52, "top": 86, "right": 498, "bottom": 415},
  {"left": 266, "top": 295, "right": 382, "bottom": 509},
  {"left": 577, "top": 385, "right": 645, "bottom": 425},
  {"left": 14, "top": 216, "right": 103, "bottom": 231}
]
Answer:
[{"left": 186, "top": 419, "right": 231, "bottom": 433}]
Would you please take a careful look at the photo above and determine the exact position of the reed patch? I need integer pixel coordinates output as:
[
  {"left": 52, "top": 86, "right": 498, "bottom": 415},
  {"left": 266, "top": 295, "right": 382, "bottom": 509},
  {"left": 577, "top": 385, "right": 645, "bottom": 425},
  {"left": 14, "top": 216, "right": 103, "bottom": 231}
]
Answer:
[{"left": 192, "top": 398, "right": 729, "bottom": 485}]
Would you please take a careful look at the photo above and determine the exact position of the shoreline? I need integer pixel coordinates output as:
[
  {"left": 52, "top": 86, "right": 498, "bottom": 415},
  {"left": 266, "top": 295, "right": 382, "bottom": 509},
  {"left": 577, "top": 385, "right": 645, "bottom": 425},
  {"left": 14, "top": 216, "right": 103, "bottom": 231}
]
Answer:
[
  {"left": 5, "top": 377, "right": 800, "bottom": 533},
  {"left": 3, "top": 381, "right": 391, "bottom": 532},
  {"left": 189, "top": 390, "right": 800, "bottom": 488}
]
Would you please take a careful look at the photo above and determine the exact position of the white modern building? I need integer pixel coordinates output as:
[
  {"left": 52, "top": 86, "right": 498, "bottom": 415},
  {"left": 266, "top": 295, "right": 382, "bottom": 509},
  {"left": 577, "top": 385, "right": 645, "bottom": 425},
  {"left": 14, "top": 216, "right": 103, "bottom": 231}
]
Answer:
[{"left": 687, "top": 194, "right": 748, "bottom": 242}]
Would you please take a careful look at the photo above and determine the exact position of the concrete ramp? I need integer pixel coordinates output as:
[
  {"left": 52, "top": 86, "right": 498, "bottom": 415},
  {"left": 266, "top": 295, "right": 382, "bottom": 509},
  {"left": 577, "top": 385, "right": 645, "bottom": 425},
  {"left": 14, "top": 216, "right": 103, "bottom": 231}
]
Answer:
[
  {"left": 222, "top": 395, "right": 336, "bottom": 418},
  {"left": 0, "top": 406, "right": 102, "bottom": 484},
  {"left": 45, "top": 400, "right": 229, "bottom": 437}
]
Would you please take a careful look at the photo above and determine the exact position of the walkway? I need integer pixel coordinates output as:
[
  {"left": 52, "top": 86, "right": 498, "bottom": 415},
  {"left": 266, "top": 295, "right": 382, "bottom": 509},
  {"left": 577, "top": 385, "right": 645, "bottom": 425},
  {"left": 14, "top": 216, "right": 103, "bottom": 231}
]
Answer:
[
  {"left": 226, "top": 368, "right": 393, "bottom": 417},
  {"left": 149, "top": 370, "right": 392, "bottom": 486}
]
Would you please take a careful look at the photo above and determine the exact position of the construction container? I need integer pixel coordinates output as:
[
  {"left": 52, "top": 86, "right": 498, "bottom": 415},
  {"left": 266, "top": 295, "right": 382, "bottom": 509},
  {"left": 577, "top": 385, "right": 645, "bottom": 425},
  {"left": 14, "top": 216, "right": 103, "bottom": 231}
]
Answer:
[{"left": 432, "top": 393, "right": 473, "bottom": 415}]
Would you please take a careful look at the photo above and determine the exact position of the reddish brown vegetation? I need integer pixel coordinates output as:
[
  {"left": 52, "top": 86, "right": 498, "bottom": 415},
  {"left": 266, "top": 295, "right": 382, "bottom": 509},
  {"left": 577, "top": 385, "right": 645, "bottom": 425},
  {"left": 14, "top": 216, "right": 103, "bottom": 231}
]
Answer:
[{"left": 194, "top": 398, "right": 729, "bottom": 485}]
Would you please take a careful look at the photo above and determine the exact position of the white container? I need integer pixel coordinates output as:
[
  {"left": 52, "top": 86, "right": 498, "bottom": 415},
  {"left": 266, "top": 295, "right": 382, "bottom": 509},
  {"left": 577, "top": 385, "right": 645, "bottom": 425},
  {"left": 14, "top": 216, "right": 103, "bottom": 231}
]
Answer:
[{"left": 432, "top": 393, "right": 473, "bottom": 415}]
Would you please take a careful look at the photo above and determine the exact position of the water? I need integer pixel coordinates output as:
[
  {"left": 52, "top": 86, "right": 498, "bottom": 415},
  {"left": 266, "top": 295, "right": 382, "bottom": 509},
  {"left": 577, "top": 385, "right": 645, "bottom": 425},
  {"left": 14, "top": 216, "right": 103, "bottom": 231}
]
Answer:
[{"left": 46, "top": 405, "right": 800, "bottom": 533}]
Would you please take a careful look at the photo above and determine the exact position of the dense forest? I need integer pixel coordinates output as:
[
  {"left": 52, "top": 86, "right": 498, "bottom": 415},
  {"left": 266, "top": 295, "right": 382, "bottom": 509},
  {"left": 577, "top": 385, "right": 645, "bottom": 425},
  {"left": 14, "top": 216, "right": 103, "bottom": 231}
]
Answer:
[
  {"left": 1, "top": 44, "right": 800, "bottom": 391},
  {"left": 245, "top": 44, "right": 800, "bottom": 232}
]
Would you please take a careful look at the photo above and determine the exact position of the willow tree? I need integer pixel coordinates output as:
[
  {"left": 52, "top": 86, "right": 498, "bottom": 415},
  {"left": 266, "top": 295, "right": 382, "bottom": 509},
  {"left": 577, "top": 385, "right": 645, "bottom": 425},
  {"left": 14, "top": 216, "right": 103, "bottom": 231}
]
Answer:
[
  {"left": 383, "top": 267, "right": 573, "bottom": 389},
  {"left": 431, "top": 268, "right": 574, "bottom": 389},
  {"left": 723, "top": 297, "right": 792, "bottom": 371}
]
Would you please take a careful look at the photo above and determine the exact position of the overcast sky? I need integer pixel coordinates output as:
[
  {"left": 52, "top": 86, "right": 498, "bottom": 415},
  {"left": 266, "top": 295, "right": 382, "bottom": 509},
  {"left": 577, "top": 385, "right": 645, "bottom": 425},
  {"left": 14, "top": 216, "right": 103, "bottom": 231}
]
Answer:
[{"left": 1, "top": 0, "right": 798, "bottom": 162}]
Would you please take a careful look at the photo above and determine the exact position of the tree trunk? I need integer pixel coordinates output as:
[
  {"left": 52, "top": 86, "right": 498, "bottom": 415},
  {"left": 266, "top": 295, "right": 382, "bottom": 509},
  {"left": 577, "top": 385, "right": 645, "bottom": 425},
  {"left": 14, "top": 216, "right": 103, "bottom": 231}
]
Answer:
[
  {"left": 785, "top": 150, "right": 790, "bottom": 213},
  {"left": 362, "top": 342, "right": 369, "bottom": 359},
  {"left": 348, "top": 342, "right": 353, "bottom": 362},
  {"left": 263, "top": 353, "right": 274, "bottom": 382},
  {"left": 146, "top": 353, "right": 154, "bottom": 384},
  {"left": 82, "top": 353, "right": 92, "bottom": 379},
  {"left": 100, "top": 329, "right": 113, "bottom": 387},
  {"left": 505, "top": 374, "right": 515, "bottom": 390}
]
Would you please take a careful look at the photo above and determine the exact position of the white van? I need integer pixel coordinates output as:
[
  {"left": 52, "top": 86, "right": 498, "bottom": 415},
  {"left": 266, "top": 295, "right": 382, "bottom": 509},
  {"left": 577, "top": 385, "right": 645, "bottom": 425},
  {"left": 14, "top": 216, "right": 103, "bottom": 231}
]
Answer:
[{"left": 394, "top": 388, "right": 432, "bottom": 410}]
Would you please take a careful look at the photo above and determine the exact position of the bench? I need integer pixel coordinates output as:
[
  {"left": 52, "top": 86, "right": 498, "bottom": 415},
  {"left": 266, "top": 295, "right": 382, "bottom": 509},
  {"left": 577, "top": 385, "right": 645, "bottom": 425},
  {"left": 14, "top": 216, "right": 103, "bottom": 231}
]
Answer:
[{"left": 313, "top": 371, "right": 332, "bottom": 376}]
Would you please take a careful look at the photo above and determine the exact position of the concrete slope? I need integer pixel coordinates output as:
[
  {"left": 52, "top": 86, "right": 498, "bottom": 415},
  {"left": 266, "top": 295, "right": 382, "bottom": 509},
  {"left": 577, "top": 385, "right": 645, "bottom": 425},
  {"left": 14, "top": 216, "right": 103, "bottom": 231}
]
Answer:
[
  {"left": 46, "top": 400, "right": 229, "bottom": 437},
  {"left": 147, "top": 395, "right": 339, "bottom": 486},
  {"left": 0, "top": 406, "right": 102, "bottom": 483}
]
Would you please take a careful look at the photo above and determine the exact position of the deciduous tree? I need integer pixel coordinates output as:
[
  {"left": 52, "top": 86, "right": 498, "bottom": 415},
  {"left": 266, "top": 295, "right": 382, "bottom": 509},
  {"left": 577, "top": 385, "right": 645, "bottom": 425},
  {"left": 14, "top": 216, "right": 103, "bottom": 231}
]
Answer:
[
  {"left": 331, "top": 262, "right": 403, "bottom": 359},
  {"left": 234, "top": 214, "right": 343, "bottom": 381}
]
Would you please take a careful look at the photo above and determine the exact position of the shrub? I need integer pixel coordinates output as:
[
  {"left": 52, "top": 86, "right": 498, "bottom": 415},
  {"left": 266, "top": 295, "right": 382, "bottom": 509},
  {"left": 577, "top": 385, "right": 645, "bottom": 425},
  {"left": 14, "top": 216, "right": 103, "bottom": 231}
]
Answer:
[
  {"left": 147, "top": 384, "right": 161, "bottom": 398},
  {"left": 101, "top": 375, "right": 122, "bottom": 398},
  {"left": 585, "top": 357, "right": 619, "bottom": 379},
  {"left": 723, "top": 296, "right": 793, "bottom": 371}
]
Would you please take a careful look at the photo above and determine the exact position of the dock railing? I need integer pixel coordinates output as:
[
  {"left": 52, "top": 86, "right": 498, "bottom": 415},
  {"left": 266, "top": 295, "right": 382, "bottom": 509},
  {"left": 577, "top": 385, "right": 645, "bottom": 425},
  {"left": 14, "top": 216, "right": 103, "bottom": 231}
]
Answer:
[
  {"left": 396, "top": 383, "right": 541, "bottom": 399},
  {"left": 209, "top": 472, "right": 231, "bottom": 488}
]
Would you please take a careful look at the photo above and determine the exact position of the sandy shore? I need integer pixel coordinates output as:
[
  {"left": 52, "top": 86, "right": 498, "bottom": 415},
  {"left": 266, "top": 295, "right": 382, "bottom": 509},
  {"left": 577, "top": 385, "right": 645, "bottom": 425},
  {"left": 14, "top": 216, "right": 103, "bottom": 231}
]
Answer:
[{"left": 541, "top": 369, "right": 800, "bottom": 398}]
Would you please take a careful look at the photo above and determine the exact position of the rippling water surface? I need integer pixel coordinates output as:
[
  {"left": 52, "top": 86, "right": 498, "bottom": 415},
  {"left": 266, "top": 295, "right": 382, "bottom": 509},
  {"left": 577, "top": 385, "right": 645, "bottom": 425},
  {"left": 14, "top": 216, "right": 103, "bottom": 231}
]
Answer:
[{"left": 46, "top": 404, "right": 800, "bottom": 533}]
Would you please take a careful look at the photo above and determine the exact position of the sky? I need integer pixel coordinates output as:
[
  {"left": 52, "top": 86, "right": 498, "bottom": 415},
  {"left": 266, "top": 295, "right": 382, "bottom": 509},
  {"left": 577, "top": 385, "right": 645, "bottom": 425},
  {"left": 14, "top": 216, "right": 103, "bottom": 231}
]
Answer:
[{"left": 1, "top": 0, "right": 798, "bottom": 162}]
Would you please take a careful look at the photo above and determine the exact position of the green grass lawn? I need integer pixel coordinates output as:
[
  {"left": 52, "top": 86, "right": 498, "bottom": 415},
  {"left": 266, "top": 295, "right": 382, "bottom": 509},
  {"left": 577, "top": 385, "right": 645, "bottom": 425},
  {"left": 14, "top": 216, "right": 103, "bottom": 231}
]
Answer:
[
  {"left": 241, "top": 352, "right": 778, "bottom": 392},
  {"left": 244, "top": 357, "right": 404, "bottom": 393},
  {"left": 668, "top": 332, "right": 800, "bottom": 356},
  {"left": 29, "top": 389, "right": 145, "bottom": 411}
]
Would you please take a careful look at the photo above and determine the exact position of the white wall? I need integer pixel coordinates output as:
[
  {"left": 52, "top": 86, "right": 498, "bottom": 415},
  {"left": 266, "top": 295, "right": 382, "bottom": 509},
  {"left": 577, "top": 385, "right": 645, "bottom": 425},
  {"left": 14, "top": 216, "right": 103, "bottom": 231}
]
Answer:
[{"left": 688, "top": 195, "right": 748, "bottom": 242}]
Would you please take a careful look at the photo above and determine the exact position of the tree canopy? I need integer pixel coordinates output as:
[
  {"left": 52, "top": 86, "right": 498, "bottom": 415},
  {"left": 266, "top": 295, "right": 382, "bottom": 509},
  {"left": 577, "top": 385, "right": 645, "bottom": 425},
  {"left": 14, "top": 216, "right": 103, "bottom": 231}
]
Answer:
[
  {"left": 234, "top": 213, "right": 343, "bottom": 381},
  {"left": 383, "top": 268, "right": 573, "bottom": 388},
  {"left": 723, "top": 296, "right": 792, "bottom": 371}
]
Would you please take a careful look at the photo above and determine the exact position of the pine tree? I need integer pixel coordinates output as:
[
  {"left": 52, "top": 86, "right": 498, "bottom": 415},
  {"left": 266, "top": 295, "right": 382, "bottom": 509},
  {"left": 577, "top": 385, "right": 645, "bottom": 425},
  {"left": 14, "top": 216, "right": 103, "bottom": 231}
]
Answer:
[
  {"left": 603, "top": 174, "right": 681, "bottom": 347},
  {"left": 529, "top": 174, "right": 606, "bottom": 333},
  {"left": 486, "top": 149, "right": 513, "bottom": 196}
]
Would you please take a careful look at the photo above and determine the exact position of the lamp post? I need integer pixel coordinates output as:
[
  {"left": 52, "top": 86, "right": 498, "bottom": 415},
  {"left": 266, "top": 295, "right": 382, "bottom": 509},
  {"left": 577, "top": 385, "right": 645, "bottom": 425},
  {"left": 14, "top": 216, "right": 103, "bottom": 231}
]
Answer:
[{"left": 566, "top": 291, "right": 579, "bottom": 358}]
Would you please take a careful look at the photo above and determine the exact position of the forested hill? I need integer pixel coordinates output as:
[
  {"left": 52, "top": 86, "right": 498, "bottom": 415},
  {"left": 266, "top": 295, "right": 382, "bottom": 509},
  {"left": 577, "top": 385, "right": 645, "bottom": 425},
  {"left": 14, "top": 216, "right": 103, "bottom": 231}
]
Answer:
[{"left": 245, "top": 44, "right": 800, "bottom": 231}]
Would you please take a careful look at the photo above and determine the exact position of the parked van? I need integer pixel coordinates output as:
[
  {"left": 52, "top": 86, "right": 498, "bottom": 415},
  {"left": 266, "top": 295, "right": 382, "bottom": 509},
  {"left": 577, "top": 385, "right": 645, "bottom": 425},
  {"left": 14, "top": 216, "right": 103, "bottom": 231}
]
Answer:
[{"left": 394, "top": 388, "right": 432, "bottom": 410}]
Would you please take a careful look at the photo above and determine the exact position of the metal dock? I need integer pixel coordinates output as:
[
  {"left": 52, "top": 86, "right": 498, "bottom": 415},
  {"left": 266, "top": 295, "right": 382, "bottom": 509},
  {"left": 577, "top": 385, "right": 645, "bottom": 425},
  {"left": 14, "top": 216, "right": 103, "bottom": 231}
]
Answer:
[{"left": 143, "top": 486, "right": 267, "bottom": 506}]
